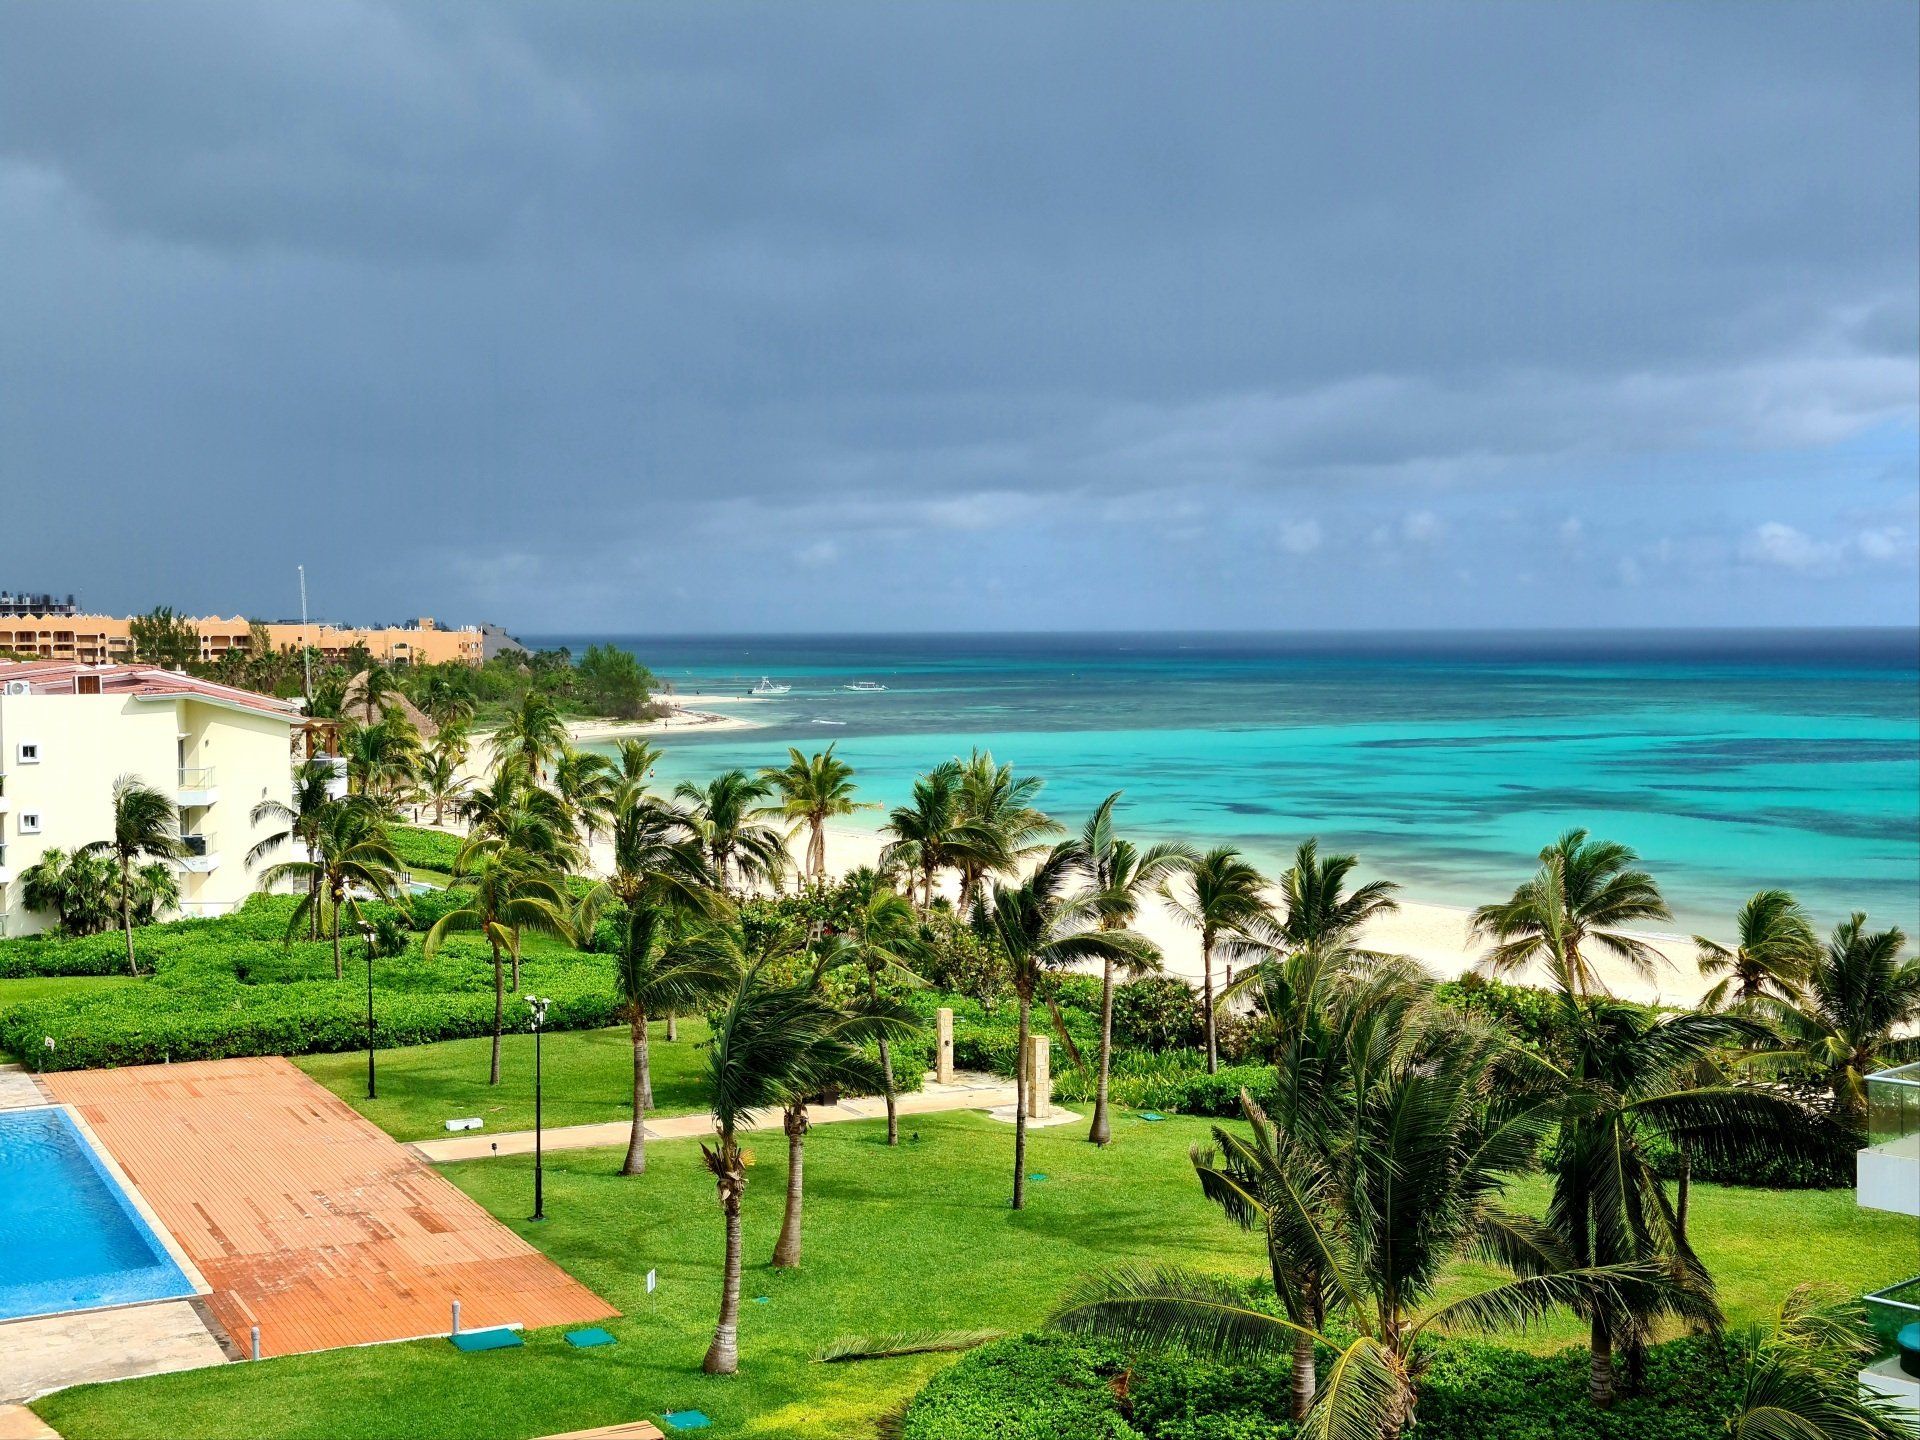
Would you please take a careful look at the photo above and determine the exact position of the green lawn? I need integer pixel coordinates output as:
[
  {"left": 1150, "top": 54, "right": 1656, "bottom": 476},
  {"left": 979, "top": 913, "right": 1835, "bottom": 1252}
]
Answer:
[
  {"left": 35, "top": 1113, "right": 1918, "bottom": 1440},
  {"left": 0, "top": 974, "right": 140, "bottom": 1012},
  {"left": 295, "top": 1020, "right": 714, "bottom": 1141}
]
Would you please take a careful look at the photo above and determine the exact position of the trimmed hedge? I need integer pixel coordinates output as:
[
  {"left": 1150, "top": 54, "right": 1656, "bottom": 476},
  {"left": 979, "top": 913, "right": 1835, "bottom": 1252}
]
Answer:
[
  {"left": 389, "top": 825, "right": 464, "bottom": 875},
  {"left": 899, "top": 1333, "right": 1144, "bottom": 1440}
]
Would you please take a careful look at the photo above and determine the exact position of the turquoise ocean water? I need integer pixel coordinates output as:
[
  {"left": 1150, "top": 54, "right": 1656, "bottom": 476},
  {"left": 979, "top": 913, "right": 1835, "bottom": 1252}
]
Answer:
[{"left": 526, "top": 632, "right": 1920, "bottom": 935}]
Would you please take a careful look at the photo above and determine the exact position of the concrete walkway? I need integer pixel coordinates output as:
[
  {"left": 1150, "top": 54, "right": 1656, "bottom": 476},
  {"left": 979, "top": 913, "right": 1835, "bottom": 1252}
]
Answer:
[{"left": 414, "top": 1071, "right": 1020, "bottom": 1163}]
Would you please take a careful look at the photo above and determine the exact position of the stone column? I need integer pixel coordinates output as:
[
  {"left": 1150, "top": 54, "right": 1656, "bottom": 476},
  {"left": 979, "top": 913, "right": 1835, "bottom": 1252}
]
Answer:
[
  {"left": 1025, "top": 1034, "right": 1051, "bottom": 1119},
  {"left": 936, "top": 1007, "right": 955, "bottom": 1085}
]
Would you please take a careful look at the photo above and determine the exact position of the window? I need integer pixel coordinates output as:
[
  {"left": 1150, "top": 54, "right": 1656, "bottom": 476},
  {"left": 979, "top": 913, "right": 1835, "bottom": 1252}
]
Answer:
[
  {"left": 19, "top": 812, "right": 40, "bottom": 835},
  {"left": 15, "top": 742, "right": 39, "bottom": 764}
]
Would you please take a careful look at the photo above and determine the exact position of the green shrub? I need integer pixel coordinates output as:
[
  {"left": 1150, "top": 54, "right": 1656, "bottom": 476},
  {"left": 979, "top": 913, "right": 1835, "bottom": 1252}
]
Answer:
[
  {"left": 1113, "top": 976, "right": 1203, "bottom": 1053},
  {"left": 899, "top": 1334, "right": 1144, "bottom": 1440},
  {"left": 388, "top": 825, "right": 463, "bottom": 875}
]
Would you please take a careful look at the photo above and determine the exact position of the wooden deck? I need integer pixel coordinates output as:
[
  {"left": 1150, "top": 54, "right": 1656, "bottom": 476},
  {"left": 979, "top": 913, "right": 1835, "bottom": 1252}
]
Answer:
[{"left": 45, "top": 1057, "right": 616, "bottom": 1358}]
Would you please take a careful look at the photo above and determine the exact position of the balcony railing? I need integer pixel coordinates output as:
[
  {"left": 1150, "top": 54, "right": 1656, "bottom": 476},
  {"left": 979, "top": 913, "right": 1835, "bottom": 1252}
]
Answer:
[
  {"left": 1866, "top": 1277, "right": 1920, "bottom": 1357},
  {"left": 182, "top": 833, "right": 211, "bottom": 857},
  {"left": 1860, "top": 1062, "right": 1920, "bottom": 1217},
  {"left": 180, "top": 766, "right": 216, "bottom": 790}
]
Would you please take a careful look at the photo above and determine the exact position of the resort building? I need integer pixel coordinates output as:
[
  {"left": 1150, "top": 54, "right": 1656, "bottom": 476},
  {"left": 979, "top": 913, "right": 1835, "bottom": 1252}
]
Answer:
[
  {"left": 0, "top": 613, "right": 486, "bottom": 667},
  {"left": 1859, "top": 1064, "right": 1920, "bottom": 1414},
  {"left": 0, "top": 661, "right": 303, "bottom": 936},
  {"left": 0, "top": 590, "right": 78, "bottom": 618}
]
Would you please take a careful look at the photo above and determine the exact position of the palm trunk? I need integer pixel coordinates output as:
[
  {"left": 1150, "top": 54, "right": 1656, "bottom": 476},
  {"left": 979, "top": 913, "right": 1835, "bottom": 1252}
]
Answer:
[
  {"left": 1675, "top": 1139, "right": 1691, "bottom": 1248},
  {"left": 308, "top": 867, "right": 321, "bottom": 939},
  {"left": 622, "top": 1007, "right": 649, "bottom": 1176},
  {"left": 809, "top": 818, "right": 826, "bottom": 879},
  {"left": 509, "top": 930, "right": 521, "bottom": 993},
  {"left": 1291, "top": 1329, "right": 1317, "bottom": 1421},
  {"left": 1202, "top": 931, "right": 1218, "bottom": 1074},
  {"left": 1012, "top": 991, "right": 1031, "bottom": 1210},
  {"left": 703, "top": 1166, "right": 744, "bottom": 1375},
  {"left": 667, "top": 1012, "right": 679, "bottom": 1042},
  {"left": 879, "top": 1035, "right": 899, "bottom": 1145},
  {"left": 1089, "top": 954, "right": 1115, "bottom": 1144},
  {"left": 1589, "top": 1315, "right": 1615, "bottom": 1408},
  {"left": 487, "top": 935, "right": 504, "bottom": 1086},
  {"left": 121, "top": 859, "right": 139, "bottom": 976},
  {"left": 330, "top": 882, "right": 345, "bottom": 980},
  {"left": 771, "top": 1103, "right": 807, "bottom": 1268}
]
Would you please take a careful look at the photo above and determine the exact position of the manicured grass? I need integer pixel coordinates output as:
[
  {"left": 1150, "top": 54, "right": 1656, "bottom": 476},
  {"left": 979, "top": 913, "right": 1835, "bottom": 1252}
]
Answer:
[
  {"left": 296, "top": 1020, "right": 714, "bottom": 1140},
  {"left": 35, "top": 1113, "right": 1918, "bottom": 1440},
  {"left": 0, "top": 974, "right": 140, "bottom": 1012}
]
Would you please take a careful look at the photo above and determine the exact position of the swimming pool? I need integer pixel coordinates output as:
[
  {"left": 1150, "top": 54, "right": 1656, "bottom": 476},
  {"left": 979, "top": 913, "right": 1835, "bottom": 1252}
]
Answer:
[{"left": 0, "top": 1107, "right": 194, "bottom": 1321}]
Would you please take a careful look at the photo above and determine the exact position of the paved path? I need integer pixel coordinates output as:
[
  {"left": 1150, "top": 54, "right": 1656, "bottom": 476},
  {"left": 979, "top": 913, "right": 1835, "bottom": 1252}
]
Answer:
[
  {"left": 45, "top": 1058, "right": 615, "bottom": 1358},
  {"left": 0, "top": 1063, "right": 48, "bottom": 1110},
  {"left": 415, "top": 1071, "right": 1020, "bottom": 1163},
  {"left": 0, "top": 1300, "right": 227, "bottom": 1405}
]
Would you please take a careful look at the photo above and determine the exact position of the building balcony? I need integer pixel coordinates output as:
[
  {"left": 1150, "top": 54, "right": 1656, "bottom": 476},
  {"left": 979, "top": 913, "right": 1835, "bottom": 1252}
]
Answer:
[
  {"left": 1863, "top": 1278, "right": 1920, "bottom": 1418},
  {"left": 178, "top": 833, "right": 220, "bottom": 874},
  {"left": 1859, "top": 1062, "right": 1920, "bottom": 1217},
  {"left": 177, "top": 766, "right": 219, "bottom": 807}
]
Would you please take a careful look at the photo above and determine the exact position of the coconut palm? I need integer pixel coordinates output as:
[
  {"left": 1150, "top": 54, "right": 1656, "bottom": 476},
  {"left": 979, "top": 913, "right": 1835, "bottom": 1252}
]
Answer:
[
  {"left": 248, "top": 758, "right": 341, "bottom": 938},
  {"left": 417, "top": 671, "right": 476, "bottom": 731},
  {"left": 410, "top": 734, "right": 472, "bottom": 829},
  {"left": 1470, "top": 828, "right": 1672, "bottom": 997},
  {"left": 838, "top": 869, "right": 929, "bottom": 1145},
  {"left": 126, "top": 860, "right": 180, "bottom": 925},
  {"left": 552, "top": 746, "right": 617, "bottom": 845},
  {"left": 346, "top": 662, "right": 401, "bottom": 724},
  {"left": 973, "top": 843, "right": 1157, "bottom": 1209},
  {"left": 954, "top": 750, "right": 1059, "bottom": 909},
  {"left": 760, "top": 745, "right": 874, "bottom": 881},
  {"left": 768, "top": 938, "right": 919, "bottom": 1269},
  {"left": 1162, "top": 847, "right": 1275, "bottom": 1073},
  {"left": 881, "top": 762, "right": 1008, "bottom": 910},
  {"left": 423, "top": 840, "right": 574, "bottom": 1085},
  {"left": 1066, "top": 793, "right": 1191, "bottom": 1145},
  {"left": 1728, "top": 1285, "right": 1919, "bottom": 1440},
  {"left": 674, "top": 770, "right": 790, "bottom": 892},
  {"left": 256, "top": 799, "right": 406, "bottom": 980},
  {"left": 1278, "top": 838, "right": 1399, "bottom": 950},
  {"left": 82, "top": 775, "right": 187, "bottom": 976},
  {"left": 612, "top": 738, "right": 665, "bottom": 793},
  {"left": 1056, "top": 1011, "right": 1657, "bottom": 1440},
  {"left": 493, "top": 690, "right": 567, "bottom": 782},
  {"left": 1751, "top": 914, "right": 1920, "bottom": 1125},
  {"left": 18, "top": 847, "right": 118, "bottom": 936},
  {"left": 343, "top": 711, "right": 423, "bottom": 810},
  {"left": 1695, "top": 888, "right": 1821, "bottom": 1012},
  {"left": 700, "top": 958, "right": 866, "bottom": 1374}
]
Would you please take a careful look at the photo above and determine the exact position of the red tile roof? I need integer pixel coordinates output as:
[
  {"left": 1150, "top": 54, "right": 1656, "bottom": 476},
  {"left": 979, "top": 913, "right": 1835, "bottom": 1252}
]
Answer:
[{"left": 0, "top": 661, "right": 302, "bottom": 719}]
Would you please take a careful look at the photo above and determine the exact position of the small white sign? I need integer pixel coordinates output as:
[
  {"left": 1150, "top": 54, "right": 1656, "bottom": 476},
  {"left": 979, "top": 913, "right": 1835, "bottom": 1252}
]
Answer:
[{"left": 646, "top": 1269, "right": 657, "bottom": 1294}]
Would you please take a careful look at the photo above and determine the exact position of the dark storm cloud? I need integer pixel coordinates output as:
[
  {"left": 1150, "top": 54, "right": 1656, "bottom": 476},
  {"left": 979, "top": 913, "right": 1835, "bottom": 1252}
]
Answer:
[{"left": 2, "top": 0, "right": 1915, "bottom": 630}]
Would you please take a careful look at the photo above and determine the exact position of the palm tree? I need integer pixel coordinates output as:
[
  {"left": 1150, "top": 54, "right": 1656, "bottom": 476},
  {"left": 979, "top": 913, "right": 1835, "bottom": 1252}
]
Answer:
[
  {"left": 954, "top": 750, "right": 1058, "bottom": 909},
  {"left": 1471, "top": 828, "right": 1672, "bottom": 998},
  {"left": 760, "top": 746, "right": 874, "bottom": 881},
  {"left": 18, "top": 847, "right": 118, "bottom": 936},
  {"left": 700, "top": 959, "right": 862, "bottom": 1374},
  {"left": 839, "top": 869, "right": 929, "bottom": 1145},
  {"left": 1066, "top": 793, "right": 1191, "bottom": 1145},
  {"left": 126, "top": 860, "right": 181, "bottom": 925},
  {"left": 493, "top": 691, "right": 567, "bottom": 782},
  {"left": 460, "top": 766, "right": 581, "bottom": 991},
  {"left": 256, "top": 800, "right": 407, "bottom": 980},
  {"left": 973, "top": 844, "right": 1156, "bottom": 1209},
  {"left": 347, "top": 662, "right": 401, "bottom": 724},
  {"left": 410, "top": 734, "right": 472, "bottom": 829},
  {"left": 1161, "top": 847, "right": 1274, "bottom": 1073},
  {"left": 1752, "top": 914, "right": 1920, "bottom": 1125},
  {"left": 82, "top": 775, "right": 187, "bottom": 976},
  {"left": 552, "top": 746, "right": 617, "bottom": 845},
  {"left": 417, "top": 671, "right": 476, "bottom": 732},
  {"left": 612, "top": 738, "right": 664, "bottom": 792},
  {"left": 1695, "top": 888, "right": 1821, "bottom": 1012},
  {"left": 675, "top": 770, "right": 790, "bottom": 892},
  {"left": 1728, "top": 1286, "right": 1919, "bottom": 1440},
  {"left": 423, "top": 840, "right": 575, "bottom": 1085},
  {"left": 343, "top": 712, "right": 423, "bottom": 809},
  {"left": 1278, "top": 838, "right": 1399, "bottom": 950},
  {"left": 1056, "top": 1012, "right": 1654, "bottom": 1440},
  {"left": 248, "top": 758, "right": 340, "bottom": 938},
  {"left": 768, "top": 936, "right": 919, "bottom": 1269},
  {"left": 881, "top": 762, "right": 1007, "bottom": 910}
]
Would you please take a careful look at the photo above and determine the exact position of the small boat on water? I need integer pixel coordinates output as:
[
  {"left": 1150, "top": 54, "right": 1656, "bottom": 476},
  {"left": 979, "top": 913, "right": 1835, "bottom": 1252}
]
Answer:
[
  {"left": 842, "top": 680, "right": 888, "bottom": 693},
  {"left": 751, "top": 677, "right": 791, "bottom": 695}
]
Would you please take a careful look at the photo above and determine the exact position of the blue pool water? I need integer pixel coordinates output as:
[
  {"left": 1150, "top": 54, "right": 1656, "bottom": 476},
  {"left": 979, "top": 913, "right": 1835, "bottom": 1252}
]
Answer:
[{"left": 0, "top": 1107, "right": 193, "bottom": 1321}]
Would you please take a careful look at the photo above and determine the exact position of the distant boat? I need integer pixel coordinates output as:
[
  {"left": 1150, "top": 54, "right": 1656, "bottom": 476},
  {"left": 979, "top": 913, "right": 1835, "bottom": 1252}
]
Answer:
[
  {"left": 810, "top": 717, "right": 847, "bottom": 726},
  {"left": 843, "top": 680, "right": 888, "bottom": 693},
  {"left": 751, "top": 677, "right": 791, "bottom": 695}
]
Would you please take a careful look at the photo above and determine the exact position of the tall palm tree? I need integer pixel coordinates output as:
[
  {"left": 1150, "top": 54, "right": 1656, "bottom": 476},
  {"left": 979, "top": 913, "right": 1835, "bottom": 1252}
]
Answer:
[
  {"left": 1162, "top": 847, "right": 1275, "bottom": 1073},
  {"left": 973, "top": 844, "right": 1156, "bottom": 1209},
  {"left": 1752, "top": 914, "right": 1920, "bottom": 1125},
  {"left": 248, "top": 758, "right": 341, "bottom": 938},
  {"left": 612, "top": 738, "right": 665, "bottom": 793},
  {"left": 256, "top": 800, "right": 407, "bottom": 980},
  {"left": 840, "top": 869, "right": 929, "bottom": 1145},
  {"left": 417, "top": 671, "right": 476, "bottom": 732},
  {"left": 1056, "top": 1012, "right": 1653, "bottom": 1440},
  {"left": 460, "top": 765, "right": 581, "bottom": 992},
  {"left": 760, "top": 745, "right": 874, "bottom": 881},
  {"left": 552, "top": 746, "right": 617, "bottom": 845},
  {"left": 343, "top": 711, "right": 423, "bottom": 810},
  {"left": 410, "top": 734, "right": 472, "bottom": 829},
  {"left": 83, "top": 775, "right": 187, "bottom": 976},
  {"left": 954, "top": 750, "right": 1058, "bottom": 909},
  {"left": 347, "top": 661, "right": 400, "bottom": 724},
  {"left": 700, "top": 959, "right": 862, "bottom": 1375},
  {"left": 1278, "top": 838, "right": 1399, "bottom": 950},
  {"left": 493, "top": 690, "right": 568, "bottom": 782},
  {"left": 1066, "top": 793, "right": 1191, "bottom": 1145},
  {"left": 1695, "top": 888, "right": 1821, "bottom": 1012},
  {"left": 423, "top": 840, "right": 575, "bottom": 1085},
  {"left": 1470, "top": 828, "right": 1672, "bottom": 997},
  {"left": 674, "top": 770, "right": 790, "bottom": 892},
  {"left": 881, "top": 762, "right": 970, "bottom": 908},
  {"left": 768, "top": 937, "right": 919, "bottom": 1270}
]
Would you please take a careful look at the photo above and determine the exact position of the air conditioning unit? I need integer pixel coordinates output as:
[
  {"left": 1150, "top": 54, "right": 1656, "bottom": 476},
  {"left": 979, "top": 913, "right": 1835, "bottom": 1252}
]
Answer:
[{"left": 3, "top": 681, "right": 31, "bottom": 697}]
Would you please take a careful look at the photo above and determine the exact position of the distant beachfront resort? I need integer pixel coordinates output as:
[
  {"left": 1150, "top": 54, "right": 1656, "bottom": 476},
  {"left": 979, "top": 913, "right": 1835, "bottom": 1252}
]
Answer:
[{"left": 0, "top": 617, "right": 1917, "bottom": 1440}]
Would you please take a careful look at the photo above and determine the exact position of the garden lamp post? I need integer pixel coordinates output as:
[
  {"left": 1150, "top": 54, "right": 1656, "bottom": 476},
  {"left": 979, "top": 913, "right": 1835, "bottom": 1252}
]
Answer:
[
  {"left": 358, "top": 922, "right": 377, "bottom": 1100},
  {"left": 527, "top": 994, "right": 550, "bottom": 1222}
]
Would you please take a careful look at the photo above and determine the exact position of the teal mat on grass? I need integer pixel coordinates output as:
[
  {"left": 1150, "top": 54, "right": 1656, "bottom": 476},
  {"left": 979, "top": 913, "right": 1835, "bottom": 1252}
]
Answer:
[
  {"left": 565, "top": 1327, "right": 616, "bottom": 1347},
  {"left": 450, "top": 1328, "right": 521, "bottom": 1352}
]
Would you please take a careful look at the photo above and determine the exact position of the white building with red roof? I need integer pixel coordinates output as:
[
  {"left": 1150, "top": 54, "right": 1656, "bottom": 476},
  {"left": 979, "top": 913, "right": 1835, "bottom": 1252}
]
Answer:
[{"left": 0, "top": 662, "right": 303, "bottom": 935}]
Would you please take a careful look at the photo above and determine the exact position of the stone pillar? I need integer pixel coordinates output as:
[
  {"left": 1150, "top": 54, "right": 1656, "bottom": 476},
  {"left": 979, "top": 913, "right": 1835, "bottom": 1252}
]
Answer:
[
  {"left": 1025, "top": 1034, "right": 1051, "bottom": 1119},
  {"left": 936, "top": 1007, "right": 955, "bottom": 1085}
]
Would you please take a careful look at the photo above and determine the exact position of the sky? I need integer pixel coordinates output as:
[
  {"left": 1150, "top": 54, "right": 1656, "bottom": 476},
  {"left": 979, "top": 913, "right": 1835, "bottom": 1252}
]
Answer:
[{"left": 3, "top": 1, "right": 1917, "bottom": 634}]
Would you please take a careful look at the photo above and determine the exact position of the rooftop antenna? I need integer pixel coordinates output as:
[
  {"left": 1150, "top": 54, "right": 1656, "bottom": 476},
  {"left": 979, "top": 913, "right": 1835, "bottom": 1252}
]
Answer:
[{"left": 297, "top": 564, "right": 313, "bottom": 706}]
